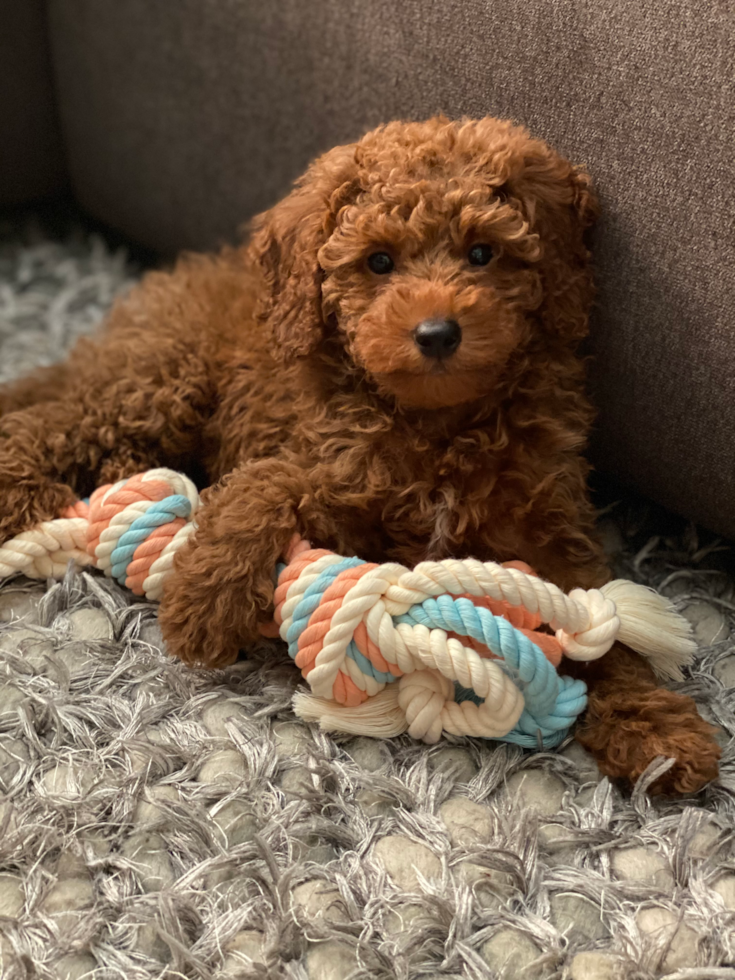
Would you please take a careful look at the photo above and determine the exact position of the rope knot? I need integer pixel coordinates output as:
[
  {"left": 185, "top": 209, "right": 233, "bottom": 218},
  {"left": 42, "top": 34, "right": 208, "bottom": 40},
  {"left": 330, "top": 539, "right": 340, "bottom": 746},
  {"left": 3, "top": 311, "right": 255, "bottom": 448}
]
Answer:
[
  {"left": 556, "top": 588, "right": 620, "bottom": 660},
  {"left": 397, "top": 670, "right": 453, "bottom": 743}
]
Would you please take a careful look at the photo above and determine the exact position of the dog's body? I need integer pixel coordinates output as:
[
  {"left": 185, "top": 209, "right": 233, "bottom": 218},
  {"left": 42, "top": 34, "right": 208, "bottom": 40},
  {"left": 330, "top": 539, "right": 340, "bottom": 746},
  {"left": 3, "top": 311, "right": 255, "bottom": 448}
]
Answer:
[{"left": 0, "top": 117, "right": 720, "bottom": 792}]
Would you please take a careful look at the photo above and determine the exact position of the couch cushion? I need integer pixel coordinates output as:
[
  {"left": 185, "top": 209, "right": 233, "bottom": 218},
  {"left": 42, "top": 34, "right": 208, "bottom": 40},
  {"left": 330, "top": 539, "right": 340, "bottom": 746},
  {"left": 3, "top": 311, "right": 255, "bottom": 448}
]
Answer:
[
  {"left": 0, "top": 0, "right": 66, "bottom": 205},
  {"left": 46, "top": 0, "right": 735, "bottom": 537}
]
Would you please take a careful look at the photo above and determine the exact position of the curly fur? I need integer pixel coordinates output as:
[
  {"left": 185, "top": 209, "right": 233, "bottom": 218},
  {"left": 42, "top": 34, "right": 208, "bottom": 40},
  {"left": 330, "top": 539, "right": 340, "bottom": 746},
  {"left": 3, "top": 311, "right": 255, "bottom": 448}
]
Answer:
[
  {"left": 0, "top": 116, "right": 719, "bottom": 792},
  {"left": 563, "top": 644, "right": 721, "bottom": 795}
]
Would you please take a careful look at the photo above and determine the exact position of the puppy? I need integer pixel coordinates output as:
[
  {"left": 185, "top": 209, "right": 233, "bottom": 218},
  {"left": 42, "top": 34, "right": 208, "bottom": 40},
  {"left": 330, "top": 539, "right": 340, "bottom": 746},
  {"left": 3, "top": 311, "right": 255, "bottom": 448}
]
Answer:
[{"left": 0, "top": 116, "right": 719, "bottom": 793}]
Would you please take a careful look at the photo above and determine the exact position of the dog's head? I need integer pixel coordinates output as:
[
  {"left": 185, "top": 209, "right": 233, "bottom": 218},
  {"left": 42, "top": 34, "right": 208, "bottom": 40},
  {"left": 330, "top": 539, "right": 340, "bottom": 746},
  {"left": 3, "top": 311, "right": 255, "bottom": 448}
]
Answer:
[{"left": 249, "top": 116, "right": 597, "bottom": 410}]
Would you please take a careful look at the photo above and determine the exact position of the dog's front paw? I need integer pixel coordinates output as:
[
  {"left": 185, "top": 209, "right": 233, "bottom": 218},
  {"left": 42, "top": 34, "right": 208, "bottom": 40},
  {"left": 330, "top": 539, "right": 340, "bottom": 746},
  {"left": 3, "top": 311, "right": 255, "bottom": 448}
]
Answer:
[
  {"left": 157, "top": 556, "right": 269, "bottom": 668},
  {"left": 575, "top": 687, "right": 721, "bottom": 795}
]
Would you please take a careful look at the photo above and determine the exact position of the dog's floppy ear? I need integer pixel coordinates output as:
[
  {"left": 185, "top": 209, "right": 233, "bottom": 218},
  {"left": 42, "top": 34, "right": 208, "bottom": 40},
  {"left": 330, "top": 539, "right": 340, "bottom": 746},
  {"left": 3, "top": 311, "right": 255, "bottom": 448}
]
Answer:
[
  {"left": 508, "top": 140, "right": 599, "bottom": 342},
  {"left": 509, "top": 139, "right": 599, "bottom": 230},
  {"left": 248, "top": 144, "right": 359, "bottom": 359},
  {"left": 569, "top": 165, "right": 599, "bottom": 230}
]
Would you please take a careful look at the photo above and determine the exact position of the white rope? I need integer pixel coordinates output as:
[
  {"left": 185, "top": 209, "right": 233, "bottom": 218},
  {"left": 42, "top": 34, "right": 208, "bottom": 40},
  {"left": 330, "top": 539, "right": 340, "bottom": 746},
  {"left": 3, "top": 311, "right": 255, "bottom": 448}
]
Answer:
[
  {"left": 0, "top": 518, "right": 92, "bottom": 580},
  {"left": 293, "top": 669, "right": 525, "bottom": 743},
  {"left": 397, "top": 667, "right": 525, "bottom": 742},
  {"left": 555, "top": 588, "right": 620, "bottom": 660},
  {"left": 400, "top": 559, "right": 591, "bottom": 633}
]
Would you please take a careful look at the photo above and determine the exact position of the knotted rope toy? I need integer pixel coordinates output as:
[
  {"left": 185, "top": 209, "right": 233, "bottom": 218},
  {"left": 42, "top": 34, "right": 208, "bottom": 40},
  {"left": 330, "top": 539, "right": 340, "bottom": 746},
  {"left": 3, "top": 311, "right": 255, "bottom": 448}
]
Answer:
[{"left": 0, "top": 468, "right": 696, "bottom": 748}]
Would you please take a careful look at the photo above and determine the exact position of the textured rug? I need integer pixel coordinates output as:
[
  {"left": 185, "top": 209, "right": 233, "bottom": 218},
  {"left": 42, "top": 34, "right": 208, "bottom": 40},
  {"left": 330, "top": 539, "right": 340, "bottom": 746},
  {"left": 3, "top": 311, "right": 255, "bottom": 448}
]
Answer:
[{"left": 0, "top": 222, "right": 734, "bottom": 980}]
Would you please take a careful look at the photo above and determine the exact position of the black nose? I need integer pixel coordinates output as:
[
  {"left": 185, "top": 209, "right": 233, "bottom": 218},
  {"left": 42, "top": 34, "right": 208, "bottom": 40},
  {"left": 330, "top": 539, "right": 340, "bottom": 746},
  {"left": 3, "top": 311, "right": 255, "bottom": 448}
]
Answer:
[{"left": 413, "top": 318, "right": 462, "bottom": 358}]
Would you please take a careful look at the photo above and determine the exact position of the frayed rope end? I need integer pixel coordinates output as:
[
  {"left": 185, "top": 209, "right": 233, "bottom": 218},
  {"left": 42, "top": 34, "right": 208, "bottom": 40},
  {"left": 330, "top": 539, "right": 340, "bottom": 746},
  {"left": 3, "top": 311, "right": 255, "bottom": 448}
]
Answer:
[
  {"left": 292, "top": 686, "right": 409, "bottom": 737},
  {"left": 601, "top": 579, "right": 696, "bottom": 680}
]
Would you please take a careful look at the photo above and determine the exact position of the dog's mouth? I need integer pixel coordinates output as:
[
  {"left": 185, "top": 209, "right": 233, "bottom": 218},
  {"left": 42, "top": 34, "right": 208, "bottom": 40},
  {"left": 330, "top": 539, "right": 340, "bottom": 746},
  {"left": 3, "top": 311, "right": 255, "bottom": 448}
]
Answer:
[
  {"left": 429, "top": 361, "right": 450, "bottom": 375},
  {"left": 361, "top": 340, "right": 509, "bottom": 409},
  {"left": 371, "top": 364, "right": 500, "bottom": 410}
]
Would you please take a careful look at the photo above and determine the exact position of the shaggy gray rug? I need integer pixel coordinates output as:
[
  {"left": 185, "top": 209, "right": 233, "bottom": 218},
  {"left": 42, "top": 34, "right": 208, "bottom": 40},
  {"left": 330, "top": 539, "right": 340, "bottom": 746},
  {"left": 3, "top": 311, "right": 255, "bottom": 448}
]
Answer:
[{"left": 0, "top": 223, "right": 734, "bottom": 980}]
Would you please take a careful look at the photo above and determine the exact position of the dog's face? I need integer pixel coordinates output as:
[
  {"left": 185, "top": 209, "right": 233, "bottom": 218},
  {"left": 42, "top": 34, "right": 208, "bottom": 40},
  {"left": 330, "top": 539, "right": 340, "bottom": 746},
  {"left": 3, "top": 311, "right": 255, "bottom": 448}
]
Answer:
[{"left": 251, "top": 117, "right": 597, "bottom": 410}]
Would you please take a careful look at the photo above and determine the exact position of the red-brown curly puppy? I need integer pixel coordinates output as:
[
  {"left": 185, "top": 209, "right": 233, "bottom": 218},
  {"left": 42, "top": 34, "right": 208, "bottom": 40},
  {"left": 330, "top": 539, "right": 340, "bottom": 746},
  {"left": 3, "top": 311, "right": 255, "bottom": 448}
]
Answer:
[{"left": 0, "top": 116, "right": 719, "bottom": 794}]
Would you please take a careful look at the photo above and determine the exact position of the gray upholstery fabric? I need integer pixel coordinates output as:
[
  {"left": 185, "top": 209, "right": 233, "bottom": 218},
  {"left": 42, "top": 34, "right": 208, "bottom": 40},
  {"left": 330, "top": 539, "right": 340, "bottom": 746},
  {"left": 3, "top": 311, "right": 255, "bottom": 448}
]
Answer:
[
  {"left": 0, "top": 0, "right": 65, "bottom": 205},
  {"left": 46, "top": 0, "right": 735, "bottom": 536}
]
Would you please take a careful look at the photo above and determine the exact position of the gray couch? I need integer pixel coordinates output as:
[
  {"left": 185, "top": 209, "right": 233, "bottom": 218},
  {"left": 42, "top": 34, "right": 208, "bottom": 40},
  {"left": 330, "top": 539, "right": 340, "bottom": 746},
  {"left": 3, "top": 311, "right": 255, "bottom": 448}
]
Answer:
[
  {"left": 4, "top": 0, "right": 734, "bottom": 538},
  {"left": 0, "top": 0, "right": 65, "bottom": 204}
]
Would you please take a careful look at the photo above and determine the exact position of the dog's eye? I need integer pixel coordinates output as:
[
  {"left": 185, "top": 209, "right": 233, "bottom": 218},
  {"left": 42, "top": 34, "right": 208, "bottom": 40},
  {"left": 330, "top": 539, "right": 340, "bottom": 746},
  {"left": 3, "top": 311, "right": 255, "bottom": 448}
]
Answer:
[
  {"left": 468, "top": 244, "right": 494, "bottom": 266},
  {"left": 367, "top": 252, "right": 394, "bottom": 275}
]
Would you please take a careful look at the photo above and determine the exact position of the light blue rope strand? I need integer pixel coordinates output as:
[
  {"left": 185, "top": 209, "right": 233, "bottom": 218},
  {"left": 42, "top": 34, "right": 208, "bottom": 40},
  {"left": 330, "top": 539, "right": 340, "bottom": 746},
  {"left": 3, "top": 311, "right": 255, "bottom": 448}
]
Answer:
[
  {"left": 507, "top": 728, "right": 570, "bottom": 749},
  {"left": 511, "top": 675, "right": 587, "bottom": 741},
  {"left": 397, "top": 596, "right": 559, "bottom": 715},
  {"left": 109, "top": 495, "right": 192, "bottom": 584},
  {"left": 398, "top": 595, "right": 587, "bottom": 745},
  {"left": 454, "top": 676, "right": 587, "bottom": 748},
  {"left": 346, "top": 640, "right": 398, "bottom": 685},
  {"left": 401, "top": 596, "right": 552, "bottom": 703}
]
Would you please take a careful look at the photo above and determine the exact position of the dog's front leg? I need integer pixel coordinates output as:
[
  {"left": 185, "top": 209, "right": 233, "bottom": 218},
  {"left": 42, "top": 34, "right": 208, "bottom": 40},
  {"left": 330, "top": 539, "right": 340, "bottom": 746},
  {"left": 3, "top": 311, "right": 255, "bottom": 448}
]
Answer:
[
  {"left": 496, "top": 470, "right": 611, "bottom": 592},
  {"left": 158, "top": 458, "right": 334, "bottom": 667},
  {"left": 517, "top": 527, "right": 610, "bottom": 592}
]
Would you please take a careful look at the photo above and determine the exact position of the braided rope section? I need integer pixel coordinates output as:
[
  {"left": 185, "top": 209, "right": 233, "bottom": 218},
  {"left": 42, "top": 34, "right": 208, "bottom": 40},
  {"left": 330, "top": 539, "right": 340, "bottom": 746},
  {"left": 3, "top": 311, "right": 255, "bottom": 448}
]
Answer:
[
  {"left": 0, "top": 469, "right": 199, "bottom": 599},
  {"left": 0, "top": 515, "right": 93, "bottom": 580},
  {"left": 0, "top": 467, "right": 696, "bottom": 746}
]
